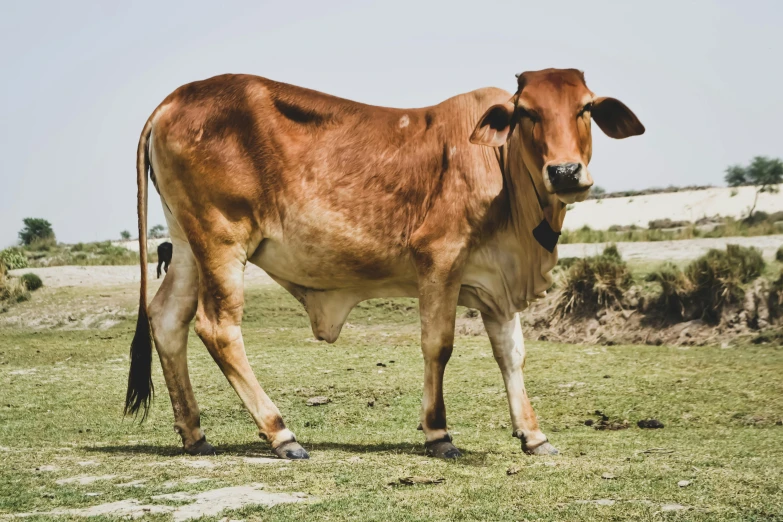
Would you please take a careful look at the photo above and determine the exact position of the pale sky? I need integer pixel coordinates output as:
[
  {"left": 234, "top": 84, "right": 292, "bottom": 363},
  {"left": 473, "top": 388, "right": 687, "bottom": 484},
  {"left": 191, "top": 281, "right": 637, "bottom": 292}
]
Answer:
[{"left": 1, "top": 0, "right": 781, "bottom": 246}]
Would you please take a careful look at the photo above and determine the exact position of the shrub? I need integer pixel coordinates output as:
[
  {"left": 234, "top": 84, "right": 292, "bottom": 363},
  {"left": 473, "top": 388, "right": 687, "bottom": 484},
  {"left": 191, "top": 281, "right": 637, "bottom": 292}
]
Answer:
[
  {"left": 0, "top": 247, "right": 28, "bottom": 270},
  {"left": 149, "top": 224, "right": 166, "bottom": 239},
  {"left": 26, "top": 236, "right": 57, "bottom": 251},
  {"left": 18, "top": 217, "right": 55, "bottom": 246},
  {"left": 0, "top": 276, "right": 29, "bottom": 303},
  {"left": 601, "top": 244, "right": 622, "bottom": 261},
  {"left": 556, "top": 248, "right": 632, "bottom": 315},
  {"left": 645, "top": 263, "right": 694, "bottom": 318},
  {"left": 557, "top": 257, "right": 579, "bottom": 270},
  {"left": 646, "top": 245, "right": 765, "bottom": 323},
  {"left": 776, "top": 246, "right": 783, "bottom": 263},
  {"left": 20, "top": 273, "right": 43, "bottom": 291},
  {"left": 648, "top": 218, "right": 691, "bottom": 230},
  {"left": 120, "top": 230, "right": 131, "bottom": 240}
]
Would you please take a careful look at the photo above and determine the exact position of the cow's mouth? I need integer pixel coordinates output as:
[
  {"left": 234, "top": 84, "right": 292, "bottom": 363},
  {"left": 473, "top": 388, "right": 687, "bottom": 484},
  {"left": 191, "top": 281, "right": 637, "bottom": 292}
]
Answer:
[{"left": 554, "top": 185, "right": 592, "bottom": 203}]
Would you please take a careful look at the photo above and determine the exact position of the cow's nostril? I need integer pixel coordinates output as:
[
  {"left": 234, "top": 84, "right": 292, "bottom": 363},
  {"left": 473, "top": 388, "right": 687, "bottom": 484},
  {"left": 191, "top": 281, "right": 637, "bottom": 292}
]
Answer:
[{"left": 547, "top": 163, "right": 583, "bottom": 189}]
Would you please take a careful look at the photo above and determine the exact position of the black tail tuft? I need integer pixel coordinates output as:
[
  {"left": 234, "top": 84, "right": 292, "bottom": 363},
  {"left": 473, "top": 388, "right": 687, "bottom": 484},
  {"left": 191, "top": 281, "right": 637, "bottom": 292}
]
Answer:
[{"left": 124, "top": 302, "right": 154, "bottom": 421}]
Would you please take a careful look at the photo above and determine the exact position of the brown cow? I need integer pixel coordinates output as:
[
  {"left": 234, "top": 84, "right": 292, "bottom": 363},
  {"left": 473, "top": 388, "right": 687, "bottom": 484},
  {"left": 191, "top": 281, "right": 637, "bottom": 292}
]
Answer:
[{"left": 126, "top": 69, "right": 644, "bottom": 460}]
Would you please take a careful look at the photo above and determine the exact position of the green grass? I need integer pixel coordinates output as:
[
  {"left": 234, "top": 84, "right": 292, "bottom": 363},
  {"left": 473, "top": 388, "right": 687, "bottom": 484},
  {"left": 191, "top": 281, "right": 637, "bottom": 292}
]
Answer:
[
  {"left": 560, "top": 218, "right": 783, "bottom": 244},
  {"left": 1, "top": 285, "right": 782, "bottom": 520},
  {"left": 8, "top": 240, "right": 158, "bottom": 268}
]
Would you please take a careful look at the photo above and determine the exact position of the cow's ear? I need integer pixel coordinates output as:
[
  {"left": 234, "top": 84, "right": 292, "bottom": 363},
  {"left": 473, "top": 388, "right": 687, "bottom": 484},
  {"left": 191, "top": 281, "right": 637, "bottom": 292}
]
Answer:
[
  {"left": 592, "top": 97, "right": 645, "bottom": 139},
  {"left": 470, "top": 102, "right": 516, "bottom": 147}
]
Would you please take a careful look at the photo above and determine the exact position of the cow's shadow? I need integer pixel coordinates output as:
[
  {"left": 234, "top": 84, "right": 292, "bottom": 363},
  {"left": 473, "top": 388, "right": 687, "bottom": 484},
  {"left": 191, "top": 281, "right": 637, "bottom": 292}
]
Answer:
[{"left": 87, "top": 441, "right": 487, "bottom": 459}]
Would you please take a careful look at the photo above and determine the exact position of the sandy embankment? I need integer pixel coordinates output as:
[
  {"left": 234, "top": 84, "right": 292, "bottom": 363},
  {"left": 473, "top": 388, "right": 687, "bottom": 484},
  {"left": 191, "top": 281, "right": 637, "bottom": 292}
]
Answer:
[{"left": 565, "top": 184, "right": 783, "bottom": 230}]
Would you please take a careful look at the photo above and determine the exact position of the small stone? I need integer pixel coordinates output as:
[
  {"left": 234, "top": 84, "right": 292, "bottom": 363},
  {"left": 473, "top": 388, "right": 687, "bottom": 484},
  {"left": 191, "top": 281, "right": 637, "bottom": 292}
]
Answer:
[
  {"left": 601, "top": 472, "right": 616, "bottom": 480},
  {"left": 603, "top": 375, "right": 611, "bottom": 379},
  {"left": 506, "top": 466, "right": 522, "bottom": 475},
  {"left": 584, "top": 419, "right": 594, "bottom": 426},
  {"left": 661, "top": 503, "right": 689, "bottom": 512},
  {"left": 376, "top": 362, "right": 386, "bottom": 367},
  {"left": 306, "top": 396, "right": 330, "bottom": 406},
  {"left": 677, "top": 480, "right": 691, "bottom": 488}
]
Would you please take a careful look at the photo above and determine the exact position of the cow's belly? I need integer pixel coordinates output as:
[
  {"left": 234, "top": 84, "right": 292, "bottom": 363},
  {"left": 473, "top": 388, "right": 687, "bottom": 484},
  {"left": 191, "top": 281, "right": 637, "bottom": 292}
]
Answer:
[
  {"left": 249, "top": 236, "right": 416, "bottom": 292},
  {"left": 249, "top": 236, "right": 418, "bottom": 344}
]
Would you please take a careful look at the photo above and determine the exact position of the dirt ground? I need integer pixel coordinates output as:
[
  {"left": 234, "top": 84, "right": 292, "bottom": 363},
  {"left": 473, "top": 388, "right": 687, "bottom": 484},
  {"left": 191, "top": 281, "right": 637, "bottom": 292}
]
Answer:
[{"left": 8, "top": 263, "right": 277, "bottom": 290}]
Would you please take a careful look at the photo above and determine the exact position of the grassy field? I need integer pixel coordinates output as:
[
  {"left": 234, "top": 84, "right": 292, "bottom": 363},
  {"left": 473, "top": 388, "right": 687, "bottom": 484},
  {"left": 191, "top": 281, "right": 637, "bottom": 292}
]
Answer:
[{"left": 1, "top": 285, "right": 782, "bottom": 520}]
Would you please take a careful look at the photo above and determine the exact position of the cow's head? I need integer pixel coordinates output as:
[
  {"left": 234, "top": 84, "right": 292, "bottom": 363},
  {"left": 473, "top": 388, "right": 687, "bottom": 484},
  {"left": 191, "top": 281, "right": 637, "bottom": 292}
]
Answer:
[{"left": 470, "top": 68, "right": 644, "bottom": 204}]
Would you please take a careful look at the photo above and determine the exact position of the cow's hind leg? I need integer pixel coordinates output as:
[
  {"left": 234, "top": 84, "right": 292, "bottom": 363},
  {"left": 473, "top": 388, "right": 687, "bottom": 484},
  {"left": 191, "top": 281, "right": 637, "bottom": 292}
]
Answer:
[
  {"left": 148, "top": 237, "right": 212, "bottom": 455},
  {"left": 193, "top": 241, "right": 307, "bottom": 459},
  {"left": 481, "top": 312, "right": 558, "bottom": 455}
]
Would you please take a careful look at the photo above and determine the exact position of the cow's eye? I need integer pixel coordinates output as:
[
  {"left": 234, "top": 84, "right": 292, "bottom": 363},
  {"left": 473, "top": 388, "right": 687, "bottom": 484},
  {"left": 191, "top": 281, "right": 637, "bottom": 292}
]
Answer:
[
  {"left": 517, "top": 107, "right": 539, "bottom": 122},
  {"left": 579, "top": 103, "right": 593, "bottom": 116}
]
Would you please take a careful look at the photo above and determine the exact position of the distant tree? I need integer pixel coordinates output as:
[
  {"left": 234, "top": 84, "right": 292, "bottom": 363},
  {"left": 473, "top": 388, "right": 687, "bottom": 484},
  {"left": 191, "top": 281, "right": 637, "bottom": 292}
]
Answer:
[
  {"left": 18, "top": 218, "right": 55, "bottom": 246},
  {"left": 725, "top": 156, "right": 783, "bottom": 220},
  {"left": 120, "top": 230, "right": 131, "bottom": 240},
  {"left": 149, "top": 224, "right": 166, "bottom": 239}
]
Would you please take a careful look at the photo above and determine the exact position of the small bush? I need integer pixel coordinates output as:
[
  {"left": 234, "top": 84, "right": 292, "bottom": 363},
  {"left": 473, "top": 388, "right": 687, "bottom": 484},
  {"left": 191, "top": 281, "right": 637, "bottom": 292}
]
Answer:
[
  {"left": 645, "top": 263, "right": 694, "bottom": 318},
  {"left": 776, "top": 246, "right": 783, "bottom": 263},
  {"left": 26, "top": 236, "right": 57, "bottom": 251},
  {"left": 0, "top": 247, "right": 28, "bottom": 270},
  {"left": 647, "top": 245, "right": 765, "bottom": 323},
  {"left": 0, "top": 276, "right": 29, "bottom": 303},
  {"left": 769, "top": 271, "right": 783, "bottom": 318},
  {"left": 648, "top": 218, "right": 691, "bottom": 230},
  {"left": 557, "top": 257, "right": 579, "bottom": 269},
  {"left": 686, "top": 245, "right": 764, "bottom": 321},
  {"left": 602, "top": 244, "right": 622, "bottom": 261},
  {"left": 556, "top": 248, "right": 632, "bottom": 315},
  {"left": 20, "top": 273, "right": 43, "bottom": 291}
]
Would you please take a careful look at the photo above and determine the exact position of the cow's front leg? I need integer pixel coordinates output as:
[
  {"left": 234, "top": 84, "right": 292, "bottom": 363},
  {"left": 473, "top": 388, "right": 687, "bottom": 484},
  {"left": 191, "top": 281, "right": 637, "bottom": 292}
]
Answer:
[
  {"left": 481, "top": 312, "right": 558, "bottom": 455},
  {"left": 416, "top": 270, "right": 462, "bottom": 459}
]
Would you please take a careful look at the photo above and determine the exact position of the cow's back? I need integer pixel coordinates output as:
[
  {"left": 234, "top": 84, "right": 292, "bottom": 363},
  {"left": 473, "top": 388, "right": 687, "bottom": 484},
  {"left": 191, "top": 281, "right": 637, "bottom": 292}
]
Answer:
[{"left": 149, "top": 74, "right": 510, "bottom": 288}]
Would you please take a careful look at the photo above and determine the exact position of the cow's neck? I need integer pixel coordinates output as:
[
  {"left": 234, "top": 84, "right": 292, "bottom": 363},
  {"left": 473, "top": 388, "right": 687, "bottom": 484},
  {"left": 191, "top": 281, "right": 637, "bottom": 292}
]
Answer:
[{"left": 464, "top": 135, "right": 566, "bottom": 318}]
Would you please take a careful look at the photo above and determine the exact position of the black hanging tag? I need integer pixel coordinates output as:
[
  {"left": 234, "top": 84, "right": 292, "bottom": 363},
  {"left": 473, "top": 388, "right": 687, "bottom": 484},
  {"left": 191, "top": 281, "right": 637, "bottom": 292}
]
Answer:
[{"left": 532, "top": 218, "right": 560, "bottom": 253}]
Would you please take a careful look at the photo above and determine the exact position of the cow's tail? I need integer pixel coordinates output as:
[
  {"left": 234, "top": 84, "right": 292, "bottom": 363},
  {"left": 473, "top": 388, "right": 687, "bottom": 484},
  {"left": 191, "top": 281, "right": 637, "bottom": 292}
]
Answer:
[{"left": 125, "top": 117, "right": 155, "bottom": 421}]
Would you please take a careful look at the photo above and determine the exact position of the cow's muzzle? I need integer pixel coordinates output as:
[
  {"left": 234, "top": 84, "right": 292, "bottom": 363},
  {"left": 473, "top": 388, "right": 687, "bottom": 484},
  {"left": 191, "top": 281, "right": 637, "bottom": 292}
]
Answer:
[{"left": 544, "top": 162, "right": 592, "bottom": 203}]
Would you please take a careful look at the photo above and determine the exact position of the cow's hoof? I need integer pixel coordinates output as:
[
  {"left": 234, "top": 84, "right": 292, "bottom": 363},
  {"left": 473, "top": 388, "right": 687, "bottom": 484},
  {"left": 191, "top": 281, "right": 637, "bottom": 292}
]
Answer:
[
  {"left": 274, "top": 441, "right": 310, "bottom": 460},
  {"left": 185, "top": 439, "right": 216, "bottom": 456},
  {"left": 524, "top": 441, "right": 559, "bottom": 456},
  {"left": 425, "top": 437, "right": 462, "bottom": 459}
]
